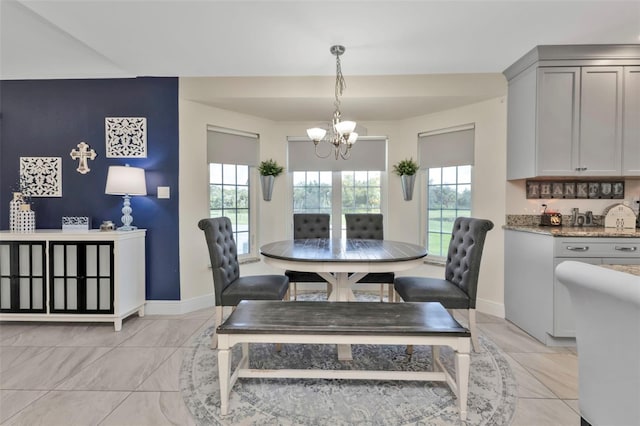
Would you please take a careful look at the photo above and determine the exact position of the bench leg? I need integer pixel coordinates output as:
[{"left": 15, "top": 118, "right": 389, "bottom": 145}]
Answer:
[
  {"left": 431, "top": 346, "right": 441, "bottom": 371},
  {"left": 218, "top": 345, "right": 231, "bottom": 415},
  {"left": 455, "top": 350, "right": 470, "bottom": 421}
]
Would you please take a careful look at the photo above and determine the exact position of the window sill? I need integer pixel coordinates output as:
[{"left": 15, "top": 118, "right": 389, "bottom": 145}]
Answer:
[
  {"left": 424, "top": 258, "right": 446, "bottom": 267},
  {"left": 239, "top": 257, "right": 261, "bottom": 265}
]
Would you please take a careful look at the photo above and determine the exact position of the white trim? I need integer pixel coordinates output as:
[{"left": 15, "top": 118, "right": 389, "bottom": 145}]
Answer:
[
  {"left": 206, "top": 125, "right": 258, "bottom": 139},
  {"left": 144, "top": 293, "right": 214, "bottom": 315},
  {"left": 476, "top": 297, "right": 505, "bottom": 319}
]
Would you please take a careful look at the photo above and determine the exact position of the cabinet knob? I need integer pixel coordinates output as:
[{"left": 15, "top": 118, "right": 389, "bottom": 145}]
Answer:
[
  {"left": 574, "top": 167, "right": 588, "bottom": 171},
  {"left": 566, "top": 246, "right": 589, "bottom": 251},
  {"left": 615, "top": 246, "right": 637, "bottom": 252}
]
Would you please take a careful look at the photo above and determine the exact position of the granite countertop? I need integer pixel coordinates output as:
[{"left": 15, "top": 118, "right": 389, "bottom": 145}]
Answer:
[
  {"left": 601, "top": 264, "right": 640, "bottom": 276},
  {"left": 503, "top": 225, "right": 640, "bottom": 238}
]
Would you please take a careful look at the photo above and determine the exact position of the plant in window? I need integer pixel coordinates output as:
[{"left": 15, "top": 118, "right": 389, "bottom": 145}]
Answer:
[
  {"left": 258, "top": 159, "right": 284, "bottom": 201},
  {"left": 392, "top": 158, "right": 419, "bottom": 201},
  {"left": 258, "top": 159, "right": 284, "bottom": 177},
  {"left": 392, "top": 158, "right": 419, "bottom": 176}
]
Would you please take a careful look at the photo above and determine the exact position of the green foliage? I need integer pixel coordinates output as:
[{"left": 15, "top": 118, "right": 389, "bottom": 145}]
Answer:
[
  {"left": 392, "top": 158, "right": 419, "bottom": 176},
  {"left": 258, "top": 159, "right": 284, "bottom": 177}
]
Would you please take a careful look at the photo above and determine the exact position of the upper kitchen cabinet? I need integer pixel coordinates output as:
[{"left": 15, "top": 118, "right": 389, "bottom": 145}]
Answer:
[
  {"left": 624, "top": 67, "right": 640, "bottom": 176},
  {"left": 504, "top": 45, "right": 640, "bottom": 180}
]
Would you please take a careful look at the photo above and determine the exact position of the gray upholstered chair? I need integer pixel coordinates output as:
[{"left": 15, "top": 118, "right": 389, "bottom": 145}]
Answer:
[
  {"left": 394, "top": 217, "right": 494, "bottom": 351},
  {"left": 198, "top": 217, "right": 289, "bottom": 348},
  {"left": 345, "top": 213, "right": 395, "bottom": 301},
  {"left": 285, "top": 213, "right": 330, "bottom": 300},
  {"left": 556, "top": 261, "right": 640, "bottom": 426}
]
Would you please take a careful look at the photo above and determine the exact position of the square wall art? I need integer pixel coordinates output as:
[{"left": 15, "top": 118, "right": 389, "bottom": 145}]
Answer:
[
  {"left": 105, "top": 117, "right": 147, "bottom": 158},
  {"left": 20, "top": 157, "right": 62, "bottom": 197}
]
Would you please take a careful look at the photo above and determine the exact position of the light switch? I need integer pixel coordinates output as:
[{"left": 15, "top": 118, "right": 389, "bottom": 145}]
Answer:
[{"left": 157, "top": 186, "right": 170, "bottom": 199}]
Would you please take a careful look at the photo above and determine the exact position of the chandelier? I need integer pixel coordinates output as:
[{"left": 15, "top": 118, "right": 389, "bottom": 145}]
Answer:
[{"left": 307, "top": 45, "right": 358, "bottom": 160}]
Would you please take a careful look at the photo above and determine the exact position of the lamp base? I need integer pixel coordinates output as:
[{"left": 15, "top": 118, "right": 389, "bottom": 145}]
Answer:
[{"left": 117, "top": 225, "right": 138, "bottom": 231}]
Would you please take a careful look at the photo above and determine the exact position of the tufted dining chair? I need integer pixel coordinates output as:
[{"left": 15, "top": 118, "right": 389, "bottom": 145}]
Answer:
[
  {"left": 345, "top": 214, "right": 395, "bottom": 302},
  {"left": 198, "top": 217, "right": 289, "bottom": 348},
  {"left": 285, "top": 213, "right": 330, "bottom": 300},
  {"left": 394, "top": 217, "right": 494, "bottom": 351}
]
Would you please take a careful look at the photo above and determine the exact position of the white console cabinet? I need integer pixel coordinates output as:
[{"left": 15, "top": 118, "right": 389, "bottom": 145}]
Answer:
[{"left": 0, "top": 230, "right": 145, "bottom": 331}]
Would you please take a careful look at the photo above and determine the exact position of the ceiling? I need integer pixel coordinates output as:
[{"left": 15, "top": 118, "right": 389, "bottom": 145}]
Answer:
[{"left": 2, "top": 0, "right": 638, "bottom": 121}]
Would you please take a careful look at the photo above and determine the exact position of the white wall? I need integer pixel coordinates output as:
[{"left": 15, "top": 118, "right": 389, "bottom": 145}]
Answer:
[{"left": 178, "top": 95, "right": 509, "bottom": 317}]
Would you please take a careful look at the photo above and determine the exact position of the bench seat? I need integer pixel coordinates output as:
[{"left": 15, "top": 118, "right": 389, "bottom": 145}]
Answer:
[{"left": 216, "top": 300, "right": 472, "bottom": 420}]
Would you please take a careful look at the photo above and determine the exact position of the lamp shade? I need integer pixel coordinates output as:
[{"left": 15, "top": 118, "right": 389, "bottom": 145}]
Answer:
[{"left": 105, "top": 166, "right": 147, "bottom": 196}]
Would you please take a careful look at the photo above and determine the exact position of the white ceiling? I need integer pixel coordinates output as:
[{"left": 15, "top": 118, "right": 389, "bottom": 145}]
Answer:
[{"left": 2, "top": 0, "right": 638, "bottom": 120}]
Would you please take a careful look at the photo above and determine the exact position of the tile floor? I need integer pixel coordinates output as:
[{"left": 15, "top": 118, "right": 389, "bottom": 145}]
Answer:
[{"left": 0, "top": 300, "right": 580, "bottom": 425}]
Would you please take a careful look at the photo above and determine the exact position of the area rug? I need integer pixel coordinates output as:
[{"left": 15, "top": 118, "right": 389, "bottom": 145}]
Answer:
[{"left": 181, "top": 293, "right": 517, "bottom": 425}]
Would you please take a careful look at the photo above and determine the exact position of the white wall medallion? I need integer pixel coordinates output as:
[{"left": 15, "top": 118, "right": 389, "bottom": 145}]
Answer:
[
  {"left": 70, "top": 141, "right": 97, "bottom": 174},
  {"left": 105, "top": 117, "right": 147, "bottom": 158},
  {"left": 19, "top": 157, "right": 62, "bottom": 197}
]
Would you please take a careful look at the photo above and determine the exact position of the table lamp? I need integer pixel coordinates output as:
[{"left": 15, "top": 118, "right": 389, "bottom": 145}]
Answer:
[{"left": 105, "top": 165, "right": 147, "bottom": 230}]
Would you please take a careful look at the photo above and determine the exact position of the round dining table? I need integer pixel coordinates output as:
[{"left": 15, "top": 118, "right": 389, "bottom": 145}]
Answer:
[{"left": 260, "top": 238, "right": 428, "bottom": 302}]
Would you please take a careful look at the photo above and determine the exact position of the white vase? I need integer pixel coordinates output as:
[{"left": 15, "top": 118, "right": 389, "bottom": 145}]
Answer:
[
  {"left": 16, "top": 204, "right": 35, "bottom": 233},
  {"left": 9, "top": 192, "right": 23, "bottom": 232}
]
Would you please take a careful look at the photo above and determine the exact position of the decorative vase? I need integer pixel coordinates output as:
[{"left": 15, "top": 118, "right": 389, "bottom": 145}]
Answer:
[
  {"left": 16, "top": 204, "right": 35, "bottom": 233},
  {"left": 400, "top": 174, "right": 416, "bottom": 201},
  {"left": 9, "top": 192, "right": 23, "bottom": 232},
  {"left": 261, "top": 175, "right": 275, "bottom": 201}
]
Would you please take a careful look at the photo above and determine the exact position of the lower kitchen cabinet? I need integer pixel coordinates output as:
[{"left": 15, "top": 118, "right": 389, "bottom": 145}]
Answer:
[
  {"left": 0, "top": 230, "right": 146, "bottom": 330},
  {"left": 505, "top": 229, "right": 639, "bottom": 345}
]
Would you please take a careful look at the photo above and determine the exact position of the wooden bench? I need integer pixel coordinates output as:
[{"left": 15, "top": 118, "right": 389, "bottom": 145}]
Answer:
[{"left": 216, "top": 300, "right": 472, "bottom": 420}]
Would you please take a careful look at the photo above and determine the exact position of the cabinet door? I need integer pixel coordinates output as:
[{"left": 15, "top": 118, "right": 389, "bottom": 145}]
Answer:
[
  {"left": 623, "top": 66, "right": 640, "bottom": 176},
  {"left": 553, "top": 257, "right": 601, "bottom": 338},
  {"left": 0, "top": 242, "right": 46, "bottom": 313},
  {"left": 50, "top": 242, "right": 114, "bottom": 314},
  {"left": 579, "top": 67, "right": 623, "bottom": 175},
  {"left": 536, "top": 67, "right": 581, "bottom": 176}
]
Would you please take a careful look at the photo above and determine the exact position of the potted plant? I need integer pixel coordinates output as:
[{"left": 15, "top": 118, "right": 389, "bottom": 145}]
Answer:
[
  {"left": 392, "top": 157, "right": 419, "bottom": 201},
  {"left": 258, "top": 159, "right": 284, "bottom": 201}
]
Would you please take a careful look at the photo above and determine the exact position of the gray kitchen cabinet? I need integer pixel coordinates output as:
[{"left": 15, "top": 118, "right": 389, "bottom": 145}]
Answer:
[
  {"left": 579, "top": 66, "right": 623, "bottom": 176},
  {"left": 505, "top": 229, "right": 640, "bottom": 345},
  {"left": 623, "top": 66, "right": 640, "bottom": 176},
  {"left": 535, "top": 67, "right": 581, "bottom": 176},
  {"left": 504, "top": 45, "right": 640, "bottom": 179}
]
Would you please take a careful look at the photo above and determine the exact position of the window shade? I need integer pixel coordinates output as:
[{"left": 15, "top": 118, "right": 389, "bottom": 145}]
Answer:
[
  {"left": 207, "top": 128, "right": 259, "bottom": 166},
  {"left": 418, "top": 125, "right": 475, "bottom": 168},
  {"left": 287, "top": 136, "right": 387, "bottom": 171}
]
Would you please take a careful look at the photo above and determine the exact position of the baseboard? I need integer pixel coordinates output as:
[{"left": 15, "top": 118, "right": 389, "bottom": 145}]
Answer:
[
  {"left": 476, "top": 297, "right": 505, "bottom": 319},
  {"left": 145, "top": 293, "right": 214, "bottom": 315}
]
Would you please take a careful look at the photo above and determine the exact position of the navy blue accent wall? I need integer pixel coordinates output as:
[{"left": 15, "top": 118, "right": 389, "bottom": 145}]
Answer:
[{"left": 0, "top": 77, "right": 180, "bottom": 300}]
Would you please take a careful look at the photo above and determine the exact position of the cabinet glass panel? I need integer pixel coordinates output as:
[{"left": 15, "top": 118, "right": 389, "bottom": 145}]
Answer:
[
  {"left": 1, "top": 245, "right": 10, "bottom": 275},
  {"left": 53, "top": 278, "right": 65, "bottom": 310},
  {"left": 32, "top": 278, "right": 44, "bottom": 309},
  {"left": 53, "top": 245, "right": 65, "bottom": 275},
  {"left": 19, "top": 278, "right": 31, "bottom": 309},
  {"left": 66, "top": 278, "right": 77, "bottom": 310},
  {"left": 66, "top": 245, "right": 77, "bottom": 275},
  {"left": 31, "top": 245, "right": 43, "bottom": 276},
  {"left": 99, "top": 279, "right": 111, "bottom": 310},
  {"left": 1, "top": 278, "right": 10, "bottom": 309},
  {"left": 86, "top": 245, "right": 97, "bottom": 276},
  {"left": 86, "top": 278, "right": 98, "bottom": 310},
  {"left": 18, "top": 245, "right": 30, "bottom": 274},
  {"left": 99, "top": 245, "right": 111, "bottom": 276}
]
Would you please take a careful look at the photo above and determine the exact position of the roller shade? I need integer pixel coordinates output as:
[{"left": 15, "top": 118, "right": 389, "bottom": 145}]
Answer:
[
  {"left": 418, "top": 125, "right": 474, "bottom": 168},
  {"left": 207, "top": 127, "right": 259, "bottom": 166},
  {"left": 287, "top": 136, "right": 387, "bottom": 171}
]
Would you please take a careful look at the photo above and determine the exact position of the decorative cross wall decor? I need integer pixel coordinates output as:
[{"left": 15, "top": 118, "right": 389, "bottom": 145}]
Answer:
[
  {"left": 105, "top": 117, "right": 147, "bottom": 158},
  {"left": 70, "top": 142, "right": 97, "bottom": 174},
  {"left": 19, "top": 157, "right": 62, "bottom": 197}
]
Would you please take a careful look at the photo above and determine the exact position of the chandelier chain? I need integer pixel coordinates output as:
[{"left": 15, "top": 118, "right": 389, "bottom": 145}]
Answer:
[{"left": 334, "top": 54, "right": 346, "bottom": 113}]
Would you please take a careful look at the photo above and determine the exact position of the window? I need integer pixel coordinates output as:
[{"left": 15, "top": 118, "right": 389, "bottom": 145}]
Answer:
[
  {"left": 292, "top": 170, "right": 382, "bottom": 237},
  {"left": 419, "top": 124, "right": 475, "bottom": 259},
  {"left": 209, "top": 163, "right": 251, "bottom": 255},
  {"left": 207, "top": 127, "right": 258, "bottom": 258},
  {"left": 427, "top": 165, "right": 472, "bottom": 257}
]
